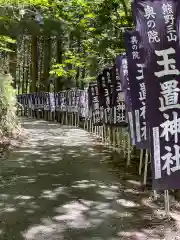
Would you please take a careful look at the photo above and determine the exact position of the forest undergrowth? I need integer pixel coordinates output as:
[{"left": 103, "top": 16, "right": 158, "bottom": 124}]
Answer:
[{"left": 0, "top": 72, "right": 23, "bottom": 156}]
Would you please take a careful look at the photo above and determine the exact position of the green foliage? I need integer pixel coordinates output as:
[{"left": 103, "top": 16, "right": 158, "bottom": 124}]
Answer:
[
  {"left": 49, "top": 0, "right": 133, "bottom": 82},
  {"left": 0, "top": 35, "right": 16, "bottom": 52},
  {"left": 0, "top": 0, "right": 50, "bottom": 7},
  {"left": 0, "top": 73, "right": 19, "bottom": 137},
  {"left": 0, "top": 0, "right": 133, "bottom": 87}
]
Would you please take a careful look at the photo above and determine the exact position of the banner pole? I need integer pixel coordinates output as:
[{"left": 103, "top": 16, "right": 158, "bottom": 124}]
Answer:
[
  {"left": 75, "top": 113, "right": 77, "bottom": 127},
  {"left": 126, "top": 133, "right": 131, "bottom": 166},
  {"left": 123, "top": 131, "right": 126, "bottom": 158},
  {"left": 164, "top": 190, "right": 170, "bottom": 217},
  {"left": 112, "top": 128, "right": 115, "bottom": 148},
  {"left": 101, "top": 126, "right": 104, "bottom": 141},
  {"left": 153, "top": 190, "right": 158, "bottom": 201},
  {"left": 77, "top": 112, "right": 79, "bottom": 127},
  {"left": 90, "top": 119, "right": 92, "bottom": 133},
  {"left": 72, "top": 113, "right": 73, "bottom": 126},
  {"left": 92, "top": 121, "right": 94, "bottom": 134},
  {"left": 139, "top": 149, "right": 144, "bottom": 175},
  {"left": 117, "top": 128, "right": 121, "bottom": 153},
  {"left": 143, "top": 149, "right": 149, "bottom": 185},
  {"left": 65, "top": 112, "right": 67, "bottom": 125},
  {"left": 86, "top": 119, "right": 88, "bottom": 130},
  {"left": 107, "top": 126, "right": 110, "bottom": 145},
  {"left": 103, "top": 124, "right": 106, "bottom": 145}
]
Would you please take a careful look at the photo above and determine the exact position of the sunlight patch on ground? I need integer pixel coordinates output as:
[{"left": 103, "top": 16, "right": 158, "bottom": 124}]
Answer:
[
  {"left": 116, "top": 199, "right": 140, "bottom": 207},
  {"left": 53, "top": 201, "right": 92, "bottom": 228},
  {"left": 98, "top": 208, "right": 117, "bottom": 216},
  {"left": 99, "top": 184, "right": 119, "bottom": 190},
  {"left": 22, "top": 224, "right": 61, "bottom": 240},
  {"left": 118, "top": 230, "right": 148, "bottom": 240},
  {"left": 124, "top": 188, "right": 141, "bottom": 194},
  {"left": 14, "top": 195, "right": 33, "bottom": 200},
  {"left": 9, "top": 198, "right": 40, "bottom": 212},
  {"left": 53, "top": 200, "right": 94, "bottom": 229},
  {"left": 94, "top": 202, "right": 110, "bottom": 210},
  {"left": 141, "top": 197, "right": 158, "bottom": 209},
  {"left": 40, "top": 190, "right": 58, "bottom": 200},
  {"left": 37, "top": 173, "right": 49, "bottom": 176},
  {"left": 18, "top": 201, "right": 27, "bottom": 206},
  {"left": 59, "top": 201, "right": 90, "bottom": 212},
  {"left": 3, "top": 207, "right": 16, "bottom": 212},
  {"left": 116, "top": 211, "right": 133, "bottom": 218},
  {"left": 27, "top": 178, "right": 36, "bottom": 183},
  {"left": 126, "top": 179, "right": 142, "bottom": 186},
  {"left": 34, "top": 157, "right": 63, "bottom": 163},
  {"left": 20, "top": 165, "right": 27, "bottom": 168},
  {"left": 78, "top": 199, "right": 94, "bottom": 207},
  {"left": 72, "top": 181, "right": 97, "bottom": 189},
  {"left": 97, "top": 189, "right": 119, "bottom": 199},
  {"left": 40, "top": 186, "right": 68, "bottom": 200},
  {"left": 28, "top": 201, "right": 40, "bottom": 210},
  {"left": 0, "top": 194, "right": 9, "bottom": 200},
  {"left": 22, "top": 206, "right": 33, "bottom": 213}
]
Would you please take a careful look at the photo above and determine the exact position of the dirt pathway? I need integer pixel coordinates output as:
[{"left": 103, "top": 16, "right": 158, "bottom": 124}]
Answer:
[{"left": 0, "top": 118, "right": 179, "bottom": 240}]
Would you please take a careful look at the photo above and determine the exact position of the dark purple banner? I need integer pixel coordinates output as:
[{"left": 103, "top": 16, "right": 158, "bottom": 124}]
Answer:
[
  {"left": 59, "top": 91, "right": 67, "bottom": 112},
  {"left": 125, "top": 30, "right": 148, "bottom": 149},
  {"left": 67, "top": 89, "right": 76, "bottom": 112},
  {"left": 133, "top": 0, "right": 180, "bottom": 190},
  {"left": 88, "top": 81, "right": 102, "bottom": 126},
  {"left": 103, "top": 65, "right": 114, "bottom": 108},
  {"left": 97, "top": 74, "right": 105, "bottom": 124},
  {"left": 119, "top": 55, "right": 136, "bottom": 145},
  {"left": 112, "top": 59, "right": 127, "bottom": 126},
  {"left": 102, "top": 67, "right": 112, "bottom": 125}
]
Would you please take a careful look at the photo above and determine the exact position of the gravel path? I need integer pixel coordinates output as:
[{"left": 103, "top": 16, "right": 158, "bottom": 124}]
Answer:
[{"left": 0, "top": 118, "right": 180, "bottom": 240}]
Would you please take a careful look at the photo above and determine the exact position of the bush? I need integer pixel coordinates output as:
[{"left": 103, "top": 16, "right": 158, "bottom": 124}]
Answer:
[{"left": 0, "top": 72, "right": 19, "bottom": 138}]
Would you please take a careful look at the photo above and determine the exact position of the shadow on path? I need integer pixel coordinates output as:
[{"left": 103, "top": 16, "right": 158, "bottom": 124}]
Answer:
[{"left": 0, "top": 118, "right": 179, "bottom": 239}]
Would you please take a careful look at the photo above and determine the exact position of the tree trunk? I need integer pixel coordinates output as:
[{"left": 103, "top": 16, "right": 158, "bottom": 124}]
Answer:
[
  {"left": 56, "top": 37, "right": 63, "bottom": 91},
  {"left": 43, "top": 36, "right": 51, "bottom": 92},
  {"left": 9, "top": 43, "right": 17, "bottom": 89},
  {"left": 30, "top": 35, "right": 38, "bottom": 92}
]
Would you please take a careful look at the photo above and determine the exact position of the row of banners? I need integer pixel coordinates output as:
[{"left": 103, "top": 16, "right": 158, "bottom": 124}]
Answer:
[
  {"left": 17, "top": 0, "right": 180, "bottom": 190},
  {"left": 17, "top": 86, "right": 127, "bottom": 126}
]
